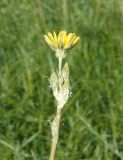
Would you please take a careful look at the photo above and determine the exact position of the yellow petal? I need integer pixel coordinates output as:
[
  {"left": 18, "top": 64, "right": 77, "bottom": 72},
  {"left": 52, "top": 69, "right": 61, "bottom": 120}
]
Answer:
[
  {"left": 44, "top": 35, "right": 52, "bottom": 45},
  {"left": 48, "top": 32, "right": 55, "bottom": 43},
  {"left": 53, "top": 31, "right": 58, "bottom": 47},
  {"left": 72, "top": 36, "right": 80, "bottom": 46},
  {"left": 58, "top": 31, "right": 66, "bottom": 41},
  {"left": 58, "top": 31, "right": 66, "bottom": 37},
  {"left": 58, "top": 31, "right": 67, "bottom": 48},
  {"left": 64, "top": 33, "right": 75, "bottom": 47},
  {"left": 44, "top": 35, "right": 55, "bottom": 50}
]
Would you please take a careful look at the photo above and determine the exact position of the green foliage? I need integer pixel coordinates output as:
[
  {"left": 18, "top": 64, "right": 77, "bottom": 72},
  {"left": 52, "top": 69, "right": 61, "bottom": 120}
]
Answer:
[{"left": 0, "top": 0, "right": 123, "bottom": 159}]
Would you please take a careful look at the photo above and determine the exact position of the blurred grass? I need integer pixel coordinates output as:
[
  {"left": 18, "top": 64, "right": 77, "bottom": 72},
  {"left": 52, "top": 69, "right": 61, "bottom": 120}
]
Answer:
[{"left": 0, "top": 0, "right": 123, "bottom": 159}]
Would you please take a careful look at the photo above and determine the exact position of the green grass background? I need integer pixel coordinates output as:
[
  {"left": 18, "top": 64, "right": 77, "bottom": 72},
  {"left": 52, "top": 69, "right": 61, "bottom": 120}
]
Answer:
[{"left": 0, "top": 0, "right": 123, "bottom": 159}]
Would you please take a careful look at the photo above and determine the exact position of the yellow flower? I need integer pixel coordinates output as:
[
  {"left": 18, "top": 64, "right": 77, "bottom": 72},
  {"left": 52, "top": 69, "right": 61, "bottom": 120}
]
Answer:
[{"left": 44, "top": 31, "right": 80, "bottom": 51}]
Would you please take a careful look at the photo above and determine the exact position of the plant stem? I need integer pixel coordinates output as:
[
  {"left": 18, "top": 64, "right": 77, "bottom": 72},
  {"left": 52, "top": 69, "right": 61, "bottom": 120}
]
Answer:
[
  {"left": 49, "top": 107, "right": 61, "bottom": 160},
  {"left": 49, "top": 49, "right": 65, "bottom": 160},
  {"left": 58, "top": 57, "right": 62, "bottom": 77},
  {"left": 49, "top": 54, "right": 63, "bottom": 160}
]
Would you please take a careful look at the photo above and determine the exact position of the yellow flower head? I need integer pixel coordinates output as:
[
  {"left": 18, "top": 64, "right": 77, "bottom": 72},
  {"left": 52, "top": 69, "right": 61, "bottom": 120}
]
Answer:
[{"left": 44, "top": 31, "right": 80, "bottom": 51}]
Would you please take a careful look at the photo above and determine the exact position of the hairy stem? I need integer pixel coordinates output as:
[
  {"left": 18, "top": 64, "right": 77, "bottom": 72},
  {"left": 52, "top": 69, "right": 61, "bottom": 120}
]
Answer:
[
  {"left": 49, "top": 53, "right": 63, "bottom": 160},
  {"left": 58, "top": 57, "right": 62, "bottom": 77},
  {"left": 49, "top": 48, "right": 67, "bottom": 160},
  {"left": 49, "top": 107, "right": 61, "bottom": 160}
]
